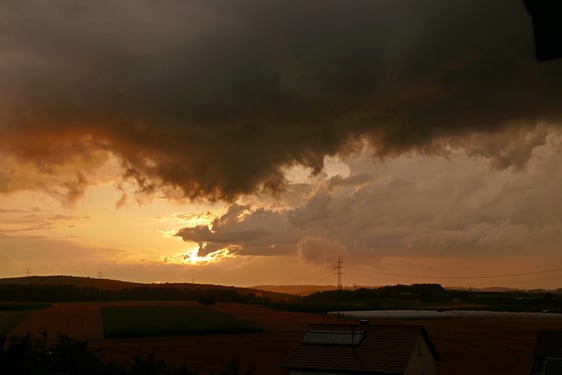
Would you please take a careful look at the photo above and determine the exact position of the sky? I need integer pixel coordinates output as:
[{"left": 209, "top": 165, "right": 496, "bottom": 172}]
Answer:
[{"left": 2, "top": 1, "right": 562, "bottom": 289}]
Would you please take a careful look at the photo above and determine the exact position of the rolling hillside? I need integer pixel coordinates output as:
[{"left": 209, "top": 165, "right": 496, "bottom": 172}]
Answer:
[{"left": 0, "top": 276, "right": 296, "bottom": 302}]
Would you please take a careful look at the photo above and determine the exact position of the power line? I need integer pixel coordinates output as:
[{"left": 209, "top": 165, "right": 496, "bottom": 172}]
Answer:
[
  {"left": 375, "top": 267, "right": 562, "bottom": 280},
  {"left": 333, "top": 257, "right": 344, "bottom": 289}
]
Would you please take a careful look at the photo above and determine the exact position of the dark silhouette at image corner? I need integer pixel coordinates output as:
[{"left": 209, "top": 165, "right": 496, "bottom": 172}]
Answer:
[{"left": 523, "top": 0, "right": 562, "bottom": 61}]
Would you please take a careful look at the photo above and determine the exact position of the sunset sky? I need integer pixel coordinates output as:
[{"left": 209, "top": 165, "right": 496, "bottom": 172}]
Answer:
[{"left": 2, "top": 1, "right": 562, "bottom": 289}]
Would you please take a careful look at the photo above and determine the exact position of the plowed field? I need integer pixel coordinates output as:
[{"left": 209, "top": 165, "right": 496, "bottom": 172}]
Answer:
[{"left": 12, "top": 302, "right": 103, "bottom": 340}]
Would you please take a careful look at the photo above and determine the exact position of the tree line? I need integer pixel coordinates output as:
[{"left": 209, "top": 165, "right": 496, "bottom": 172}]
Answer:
[{"left": 0, "top": 284, "right": 267, "bottom": 305}]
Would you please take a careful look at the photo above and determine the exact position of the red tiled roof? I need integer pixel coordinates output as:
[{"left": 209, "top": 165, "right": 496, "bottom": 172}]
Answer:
[{"left": 283, "top": 323, "right": 439, "bottom": 374}]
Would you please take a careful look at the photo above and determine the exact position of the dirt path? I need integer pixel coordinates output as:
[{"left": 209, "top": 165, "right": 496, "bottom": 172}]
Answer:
[{"left": 12, "top": 303, "right": 104, "bottom": 340}]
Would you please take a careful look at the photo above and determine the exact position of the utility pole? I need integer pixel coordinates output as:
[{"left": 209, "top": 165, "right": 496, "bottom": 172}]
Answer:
[
  {"left": 334, "top": 257, "right": 344, "bottom": 290},
  {"left": 97, "top": 270, "right": 102, "bottom": 279},
  {"left": 26, "top": 266, "right": 30, "bottom": 277}
]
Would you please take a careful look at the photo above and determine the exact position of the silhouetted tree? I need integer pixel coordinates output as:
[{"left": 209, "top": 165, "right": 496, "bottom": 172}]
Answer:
[{"left": 209, "top": 359, "right": 254, "bottom": 375}]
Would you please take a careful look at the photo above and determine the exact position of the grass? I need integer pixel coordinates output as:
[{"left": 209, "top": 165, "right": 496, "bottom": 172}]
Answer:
[
  {"left": 102, "top": 305, "right": 263, "bottom": 338},
  {"left": 0, "top": 303, "right": 50, "bottom": 335}
]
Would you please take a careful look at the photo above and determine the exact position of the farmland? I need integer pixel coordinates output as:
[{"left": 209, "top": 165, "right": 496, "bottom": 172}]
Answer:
[
  {"left": 0, "top": 303, "right": 50, "bottom": 335},
  {"left": 102, "top": 305, "right": 262, "bottom": 338},
  {"left": 3, "top": 279, "right": 562, "bottom": 374},
  {"left": 10, "top": 302, "right": 103, "bottom": 340},
  {"left": 0, "top": 311, "right": 31, "bottom": 335},
  {"left": 4, "top": 300, "right": 562, "bottom": 374}
]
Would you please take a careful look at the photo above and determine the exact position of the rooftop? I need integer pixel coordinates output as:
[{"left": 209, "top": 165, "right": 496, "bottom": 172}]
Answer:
[
  {"left": 283, "top": 323, "right": 439, "bottom": 374},
  {"left": 530, "top": 331, "right": 562, "bottom": 375}
]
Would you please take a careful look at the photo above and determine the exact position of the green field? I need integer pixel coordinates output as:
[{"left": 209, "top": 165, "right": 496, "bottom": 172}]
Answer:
[
  {"left": 0, "top": 303, "right": 50, "bottom": 335},
  {"left": 102, "top": 305, "right": 263, "bottom": 338}
]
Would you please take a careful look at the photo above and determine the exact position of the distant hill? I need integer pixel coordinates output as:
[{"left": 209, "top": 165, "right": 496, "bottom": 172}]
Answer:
[
  {"left": 446, "top": 286, "right": 532, "bottom": 293},
  {"left": 0, "top": 275, "right": 296, "bottom": 303},
  {"left": 251, "top": 284, "right": 339, "bottom": 296},
  {"left": 0, "top": 276, "right": 139, "bottom": 291},
  {"left": 479, "top": 286, "right": 526, "bottom": 293}
]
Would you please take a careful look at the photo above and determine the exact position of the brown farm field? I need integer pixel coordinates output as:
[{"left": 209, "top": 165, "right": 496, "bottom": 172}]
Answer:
[{"left": 9, "top": 301, "right": 562, "bottom": 375}]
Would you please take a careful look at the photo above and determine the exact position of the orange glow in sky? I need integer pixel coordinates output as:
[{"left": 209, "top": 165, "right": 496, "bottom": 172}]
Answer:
[
  {"left": 2, "top": 148, "right": 562, "bottom": 289},
  {"left": 2, "top": 1, "right": 562, "bottom": 290}
]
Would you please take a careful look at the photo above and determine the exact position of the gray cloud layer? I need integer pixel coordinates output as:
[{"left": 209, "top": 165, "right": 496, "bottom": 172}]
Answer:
[
  {"left": 1, "top": 1, "right": 561, "bottom": 200},
  {"left": 177, "top": 132, "right": 562, "bottom": 262}
]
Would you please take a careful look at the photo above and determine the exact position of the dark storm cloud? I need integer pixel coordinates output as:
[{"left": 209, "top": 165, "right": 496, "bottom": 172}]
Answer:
[{"left": 1, "top": 0, "right": 561, "bottom": 200}]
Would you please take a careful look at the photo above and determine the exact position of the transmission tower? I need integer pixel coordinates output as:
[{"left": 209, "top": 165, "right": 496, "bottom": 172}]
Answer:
[{"left": 334, "top": 256, "right": 344, "bottom": 290}]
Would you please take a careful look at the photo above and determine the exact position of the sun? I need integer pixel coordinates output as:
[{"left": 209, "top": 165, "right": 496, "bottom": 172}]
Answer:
[
  {"left": 184, "top": 248, "right": 214, "bottom": 264},
  {"left": 175, "top": 247, "right": 233, "bottom": 265}
]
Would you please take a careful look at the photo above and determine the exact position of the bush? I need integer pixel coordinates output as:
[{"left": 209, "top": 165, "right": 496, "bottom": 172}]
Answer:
[{"left": 0, "top": 334, "right": 253, "bottom": 374}]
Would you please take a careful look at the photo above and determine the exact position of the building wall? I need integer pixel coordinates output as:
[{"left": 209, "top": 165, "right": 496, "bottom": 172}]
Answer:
[{"left": 404, "top": 335, "right": 436, "bottom": 375}]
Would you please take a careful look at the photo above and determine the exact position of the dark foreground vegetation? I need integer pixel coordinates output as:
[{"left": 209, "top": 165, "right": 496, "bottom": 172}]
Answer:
[{"left": 0, "top": 334, "right": 253, "bottom": 375}]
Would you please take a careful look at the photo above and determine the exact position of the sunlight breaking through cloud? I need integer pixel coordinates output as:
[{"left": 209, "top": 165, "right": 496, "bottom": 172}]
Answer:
[{"left": 181, "top": 248, "right": 234, "bottom": 265}]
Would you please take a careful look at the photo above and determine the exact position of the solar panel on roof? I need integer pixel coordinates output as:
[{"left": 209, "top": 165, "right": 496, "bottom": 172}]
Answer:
[
  {"left": 302, "top": 330, "right": 364, "bottom": 345},
  {"left": 544, "top": 357, "right": 562, "bottom": 375}
]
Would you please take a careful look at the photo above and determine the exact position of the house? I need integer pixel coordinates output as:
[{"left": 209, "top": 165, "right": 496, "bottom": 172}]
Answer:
[
  {"left": 529, "top": 331, "right": 562, "bottom": 375},
  {"left": 283, "top": 321, "right": 439, "bottom": 375}
]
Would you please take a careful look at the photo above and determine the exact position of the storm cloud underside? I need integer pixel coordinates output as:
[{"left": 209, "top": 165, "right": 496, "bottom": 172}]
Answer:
[
  {"left": 1, "top": 0, "right": 562, "bottom": 201},
  {"left": 176, "top": 138, "right": 562, "bottom": 264}
]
